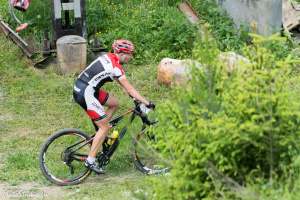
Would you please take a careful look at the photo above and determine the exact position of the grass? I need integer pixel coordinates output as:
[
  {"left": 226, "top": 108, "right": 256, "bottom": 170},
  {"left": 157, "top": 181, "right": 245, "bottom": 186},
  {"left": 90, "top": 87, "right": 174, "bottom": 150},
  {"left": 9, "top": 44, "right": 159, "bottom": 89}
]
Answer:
[{"left": 0, "top": 32, "right": 170, "bottom": 198}]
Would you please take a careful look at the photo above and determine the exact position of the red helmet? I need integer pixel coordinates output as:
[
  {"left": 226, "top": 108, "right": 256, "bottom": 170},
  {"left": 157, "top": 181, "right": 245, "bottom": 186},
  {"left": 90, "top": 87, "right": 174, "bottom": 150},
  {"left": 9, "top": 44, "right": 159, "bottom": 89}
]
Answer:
[{"left": 112, "top": 39, "right": 134, "bottom": 54}]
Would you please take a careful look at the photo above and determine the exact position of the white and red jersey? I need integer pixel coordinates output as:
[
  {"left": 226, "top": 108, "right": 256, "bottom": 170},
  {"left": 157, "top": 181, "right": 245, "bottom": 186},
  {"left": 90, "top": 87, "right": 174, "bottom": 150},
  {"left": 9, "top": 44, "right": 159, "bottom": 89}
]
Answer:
[
  {"left": 77, "top": 53, "right": 125, "bottom": 89},
  {"left": 73, "top": 53, "right": 125, "bottom": 121}
]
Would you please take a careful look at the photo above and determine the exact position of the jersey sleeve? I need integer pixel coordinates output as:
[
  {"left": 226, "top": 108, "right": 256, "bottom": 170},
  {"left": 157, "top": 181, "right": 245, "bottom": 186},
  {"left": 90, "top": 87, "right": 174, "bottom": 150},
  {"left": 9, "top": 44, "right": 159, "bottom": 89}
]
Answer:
[
  {"left": 113, "top": 64, "right": 125, "bottom": 80},
  {"left": 107, "top": 53, "right": 126, "bottom": 80}
]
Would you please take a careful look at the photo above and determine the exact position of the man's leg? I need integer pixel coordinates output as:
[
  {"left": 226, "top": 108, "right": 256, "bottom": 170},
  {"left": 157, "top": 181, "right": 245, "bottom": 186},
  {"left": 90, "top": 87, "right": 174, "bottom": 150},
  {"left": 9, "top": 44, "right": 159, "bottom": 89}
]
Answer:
[
  {"left": 88, "top": 95, "right": 119, "bottom": 157},
  {"left": 86, "top": 95, "right": 119, "bottom": 173},
  {"left": 85, "top": 118, "right": 110, "bottom": 173},
  {"left": 88, "top": 119, "right": 110, "bottom": 158},
  {"left": 104, "top": 95, "right": 119, "bottom": 121}
]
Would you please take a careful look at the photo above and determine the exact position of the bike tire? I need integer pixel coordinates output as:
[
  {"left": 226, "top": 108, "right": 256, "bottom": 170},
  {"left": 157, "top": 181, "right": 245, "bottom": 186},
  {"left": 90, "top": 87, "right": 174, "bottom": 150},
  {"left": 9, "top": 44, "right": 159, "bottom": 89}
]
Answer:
[
  {"left": 132, "top": 129, "right": 170, "bottom": 175},
  {"left": 39, "top": 128, "right": 92, "bottom": 186}
]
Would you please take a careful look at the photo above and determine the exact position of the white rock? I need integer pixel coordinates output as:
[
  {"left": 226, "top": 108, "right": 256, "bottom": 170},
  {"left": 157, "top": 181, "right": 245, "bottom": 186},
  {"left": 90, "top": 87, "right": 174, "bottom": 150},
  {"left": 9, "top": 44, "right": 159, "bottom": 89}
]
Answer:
[
  {"left": 157, "top": 58, "right": 196, "bottom": 86},
  {"left": 218, "top": 52, "right": 250, "bottom": 74},
  {"left": 157, "top": 53, "right": 248, "bottom": 86}
]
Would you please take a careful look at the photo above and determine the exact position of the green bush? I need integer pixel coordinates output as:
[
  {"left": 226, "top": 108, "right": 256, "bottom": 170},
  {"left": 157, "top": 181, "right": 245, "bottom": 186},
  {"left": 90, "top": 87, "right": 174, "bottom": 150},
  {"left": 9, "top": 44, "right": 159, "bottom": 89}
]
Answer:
[
  {"left": 150, "top": 33, "right": 300, "bottom": 199},
  {"left": 89, "top": 0, "right": 196, "bottom": 64}
]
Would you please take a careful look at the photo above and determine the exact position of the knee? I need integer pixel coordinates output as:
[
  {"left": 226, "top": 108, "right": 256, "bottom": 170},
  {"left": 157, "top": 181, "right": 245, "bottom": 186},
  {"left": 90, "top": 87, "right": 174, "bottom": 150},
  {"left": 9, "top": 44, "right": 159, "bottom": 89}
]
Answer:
[
  {"left": 109, "top": 98, "right": 119, "bottom": 109},
  {"left": 95, "top": 121, "right": 111, "bottom": 134}
]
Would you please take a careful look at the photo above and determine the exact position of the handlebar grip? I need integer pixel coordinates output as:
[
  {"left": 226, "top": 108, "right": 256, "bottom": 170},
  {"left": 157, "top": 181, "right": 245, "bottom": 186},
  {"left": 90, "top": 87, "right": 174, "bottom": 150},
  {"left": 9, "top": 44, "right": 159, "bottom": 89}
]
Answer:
[
  {"left": 146, "top": 101, "right": 156, "bottom": 110},
  {"left": 149, "top": 120, "right": 158, "bottom": 125}
]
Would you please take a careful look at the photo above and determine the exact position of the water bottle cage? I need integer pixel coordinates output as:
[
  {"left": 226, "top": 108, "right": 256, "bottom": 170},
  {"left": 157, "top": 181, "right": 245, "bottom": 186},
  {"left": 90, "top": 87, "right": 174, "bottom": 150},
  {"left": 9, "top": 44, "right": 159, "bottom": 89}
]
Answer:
[{"left": 107, "top": 137, "right": 117, "bottom": 145}]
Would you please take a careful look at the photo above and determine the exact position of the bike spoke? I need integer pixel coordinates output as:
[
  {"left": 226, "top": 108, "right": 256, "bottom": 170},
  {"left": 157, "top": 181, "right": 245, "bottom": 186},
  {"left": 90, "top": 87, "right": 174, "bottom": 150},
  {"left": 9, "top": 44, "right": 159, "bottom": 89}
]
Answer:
[
  {"left": 42, "top": 132, "right": 90, "bottom": 183},
  {"left": 133, "top": 131, "right": 170, "bottom": 174}
]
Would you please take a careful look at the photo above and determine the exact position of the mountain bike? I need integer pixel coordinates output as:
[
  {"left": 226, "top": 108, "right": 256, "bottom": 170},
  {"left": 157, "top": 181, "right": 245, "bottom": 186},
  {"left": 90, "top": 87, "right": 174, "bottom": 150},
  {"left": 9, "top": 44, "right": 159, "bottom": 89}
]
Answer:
[{"left": 39, "top": 99, "right": 170, "bottom": 186}]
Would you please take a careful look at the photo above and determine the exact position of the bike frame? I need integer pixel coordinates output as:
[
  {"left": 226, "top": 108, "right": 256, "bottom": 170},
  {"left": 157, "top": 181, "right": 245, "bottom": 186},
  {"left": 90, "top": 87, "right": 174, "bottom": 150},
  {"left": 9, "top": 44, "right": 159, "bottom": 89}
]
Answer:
[{"left": 65, "top": 101, "right": 154, "bottom": 166}]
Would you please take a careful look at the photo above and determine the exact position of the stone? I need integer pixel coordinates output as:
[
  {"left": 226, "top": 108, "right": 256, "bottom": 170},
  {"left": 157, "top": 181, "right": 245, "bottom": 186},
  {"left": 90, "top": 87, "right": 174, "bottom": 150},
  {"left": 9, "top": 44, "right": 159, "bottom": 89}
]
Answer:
[
  {"left": 157, "top": 58, "right": 201, "bottom": 86},
  {"left": 56, "top": 35, "right": 87, "bottom": 75},
  {"left": 218, "top": 52, "right": 250, "bottom": 74},
  {"left": 157, "top": 53, "right": 248, "bottom": 86}
]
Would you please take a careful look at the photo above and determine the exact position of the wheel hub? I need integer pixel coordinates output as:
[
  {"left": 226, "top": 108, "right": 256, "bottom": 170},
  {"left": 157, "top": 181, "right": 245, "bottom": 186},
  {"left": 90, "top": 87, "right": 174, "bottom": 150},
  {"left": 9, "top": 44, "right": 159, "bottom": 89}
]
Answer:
[{"left": 61, "top": 149, "right": 73, "bottom": 164}]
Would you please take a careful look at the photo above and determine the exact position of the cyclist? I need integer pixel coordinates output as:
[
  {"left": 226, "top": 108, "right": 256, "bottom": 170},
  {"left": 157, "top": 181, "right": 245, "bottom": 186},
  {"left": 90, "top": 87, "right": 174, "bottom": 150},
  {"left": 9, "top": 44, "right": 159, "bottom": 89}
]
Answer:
[{"left": 73, "top": 39, "right": 155, "bottom": 174}]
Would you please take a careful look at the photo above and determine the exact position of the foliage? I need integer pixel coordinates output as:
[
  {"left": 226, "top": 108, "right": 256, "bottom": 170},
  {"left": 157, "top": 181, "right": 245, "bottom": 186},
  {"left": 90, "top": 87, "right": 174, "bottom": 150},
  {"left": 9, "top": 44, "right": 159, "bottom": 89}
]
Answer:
[
  {"left": 0, "top": 0, "right": 8, "bottom": 18},
  {"left": 0, "top": 0, "right": 195, "bottom": 64},
  {"left": 88, "top": 0, "right": 195, "bottom": 64},
  {"left": 189, "top": 0, "right": 249, "bottom": 51},
  {"left": 150, "top": 32, "right": 300, "bottom": 199},
  {"left": 261, "top": 31, "right": 298, "bottom": 61}
]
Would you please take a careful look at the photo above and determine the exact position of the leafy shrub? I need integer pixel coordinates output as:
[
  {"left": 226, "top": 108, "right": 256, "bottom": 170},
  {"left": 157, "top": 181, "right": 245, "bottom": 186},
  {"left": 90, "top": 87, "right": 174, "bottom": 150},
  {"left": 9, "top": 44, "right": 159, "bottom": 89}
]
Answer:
[
  {"left": 150, "top": 33, "right": 300, "bottom": 199},
  {"left": 90, "top": 0, "right": 196, "bottom": 64}
]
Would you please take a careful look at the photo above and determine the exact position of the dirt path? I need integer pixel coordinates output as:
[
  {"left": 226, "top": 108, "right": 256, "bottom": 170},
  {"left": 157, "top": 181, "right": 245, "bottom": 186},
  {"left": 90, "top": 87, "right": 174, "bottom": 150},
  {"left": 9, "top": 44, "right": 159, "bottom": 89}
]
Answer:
[
  {"left": 0, "top": 182, "right": 65, "bottom": 200},
  {"left": 0, "top": 172, "right": 142, "bottom": 200}
]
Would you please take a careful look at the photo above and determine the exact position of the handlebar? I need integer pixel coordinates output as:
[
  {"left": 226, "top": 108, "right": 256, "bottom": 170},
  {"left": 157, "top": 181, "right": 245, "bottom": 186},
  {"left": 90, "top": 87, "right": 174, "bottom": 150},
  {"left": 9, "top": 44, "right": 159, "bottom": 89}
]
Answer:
[{"left": 132, "top": 99, "right": 157, "bottom": 126}]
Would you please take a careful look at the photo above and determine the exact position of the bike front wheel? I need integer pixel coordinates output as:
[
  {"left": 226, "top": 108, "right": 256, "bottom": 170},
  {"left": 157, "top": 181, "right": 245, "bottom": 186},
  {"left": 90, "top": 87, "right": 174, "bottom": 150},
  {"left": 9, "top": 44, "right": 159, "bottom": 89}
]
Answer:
[
  {"left": 39, "top": 128, "right": 92, "bottom": 186},
  {"left": 133, "top": 128, "right": 170, "bottom": 175}
]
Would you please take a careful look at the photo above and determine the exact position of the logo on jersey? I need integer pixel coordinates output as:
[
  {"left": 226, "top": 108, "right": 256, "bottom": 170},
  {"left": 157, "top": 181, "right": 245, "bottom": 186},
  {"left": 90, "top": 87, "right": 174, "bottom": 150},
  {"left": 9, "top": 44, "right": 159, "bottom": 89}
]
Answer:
[
  {"left": 92, "top": 102, "right": 102, "bottom": 110},
  {"left": 94, "top": 72, "right": 111, "bottom": 82},
  {"left": 74, "top": 86, "right": 81, "bottom": 92}
]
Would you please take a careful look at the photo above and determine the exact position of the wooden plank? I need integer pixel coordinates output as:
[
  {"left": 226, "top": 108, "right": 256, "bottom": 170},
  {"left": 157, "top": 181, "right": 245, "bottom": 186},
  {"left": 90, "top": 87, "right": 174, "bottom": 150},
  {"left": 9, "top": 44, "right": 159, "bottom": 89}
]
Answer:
[
  {"left": 0, "top": 20, "right": 33, "bottom": 58},
  {"left": 178, "top": 0, "right": 212, "bottom": 38},
  {"left": 178, "top": 0, "right": 200, "bottom": 24},
  {"left": 0, "top": 21, "right": 10, "bottom": 36}
]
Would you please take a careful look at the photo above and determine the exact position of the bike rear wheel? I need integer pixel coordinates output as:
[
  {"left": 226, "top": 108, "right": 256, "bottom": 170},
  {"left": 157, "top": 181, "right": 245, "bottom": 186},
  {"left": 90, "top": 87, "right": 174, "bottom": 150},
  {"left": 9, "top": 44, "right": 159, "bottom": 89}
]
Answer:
[
  {"left": 133, "top": 128, "right": 170, "bottom": 175},
  {"left": 39, "top": 128, "right": 92, "bottom": 186}
]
